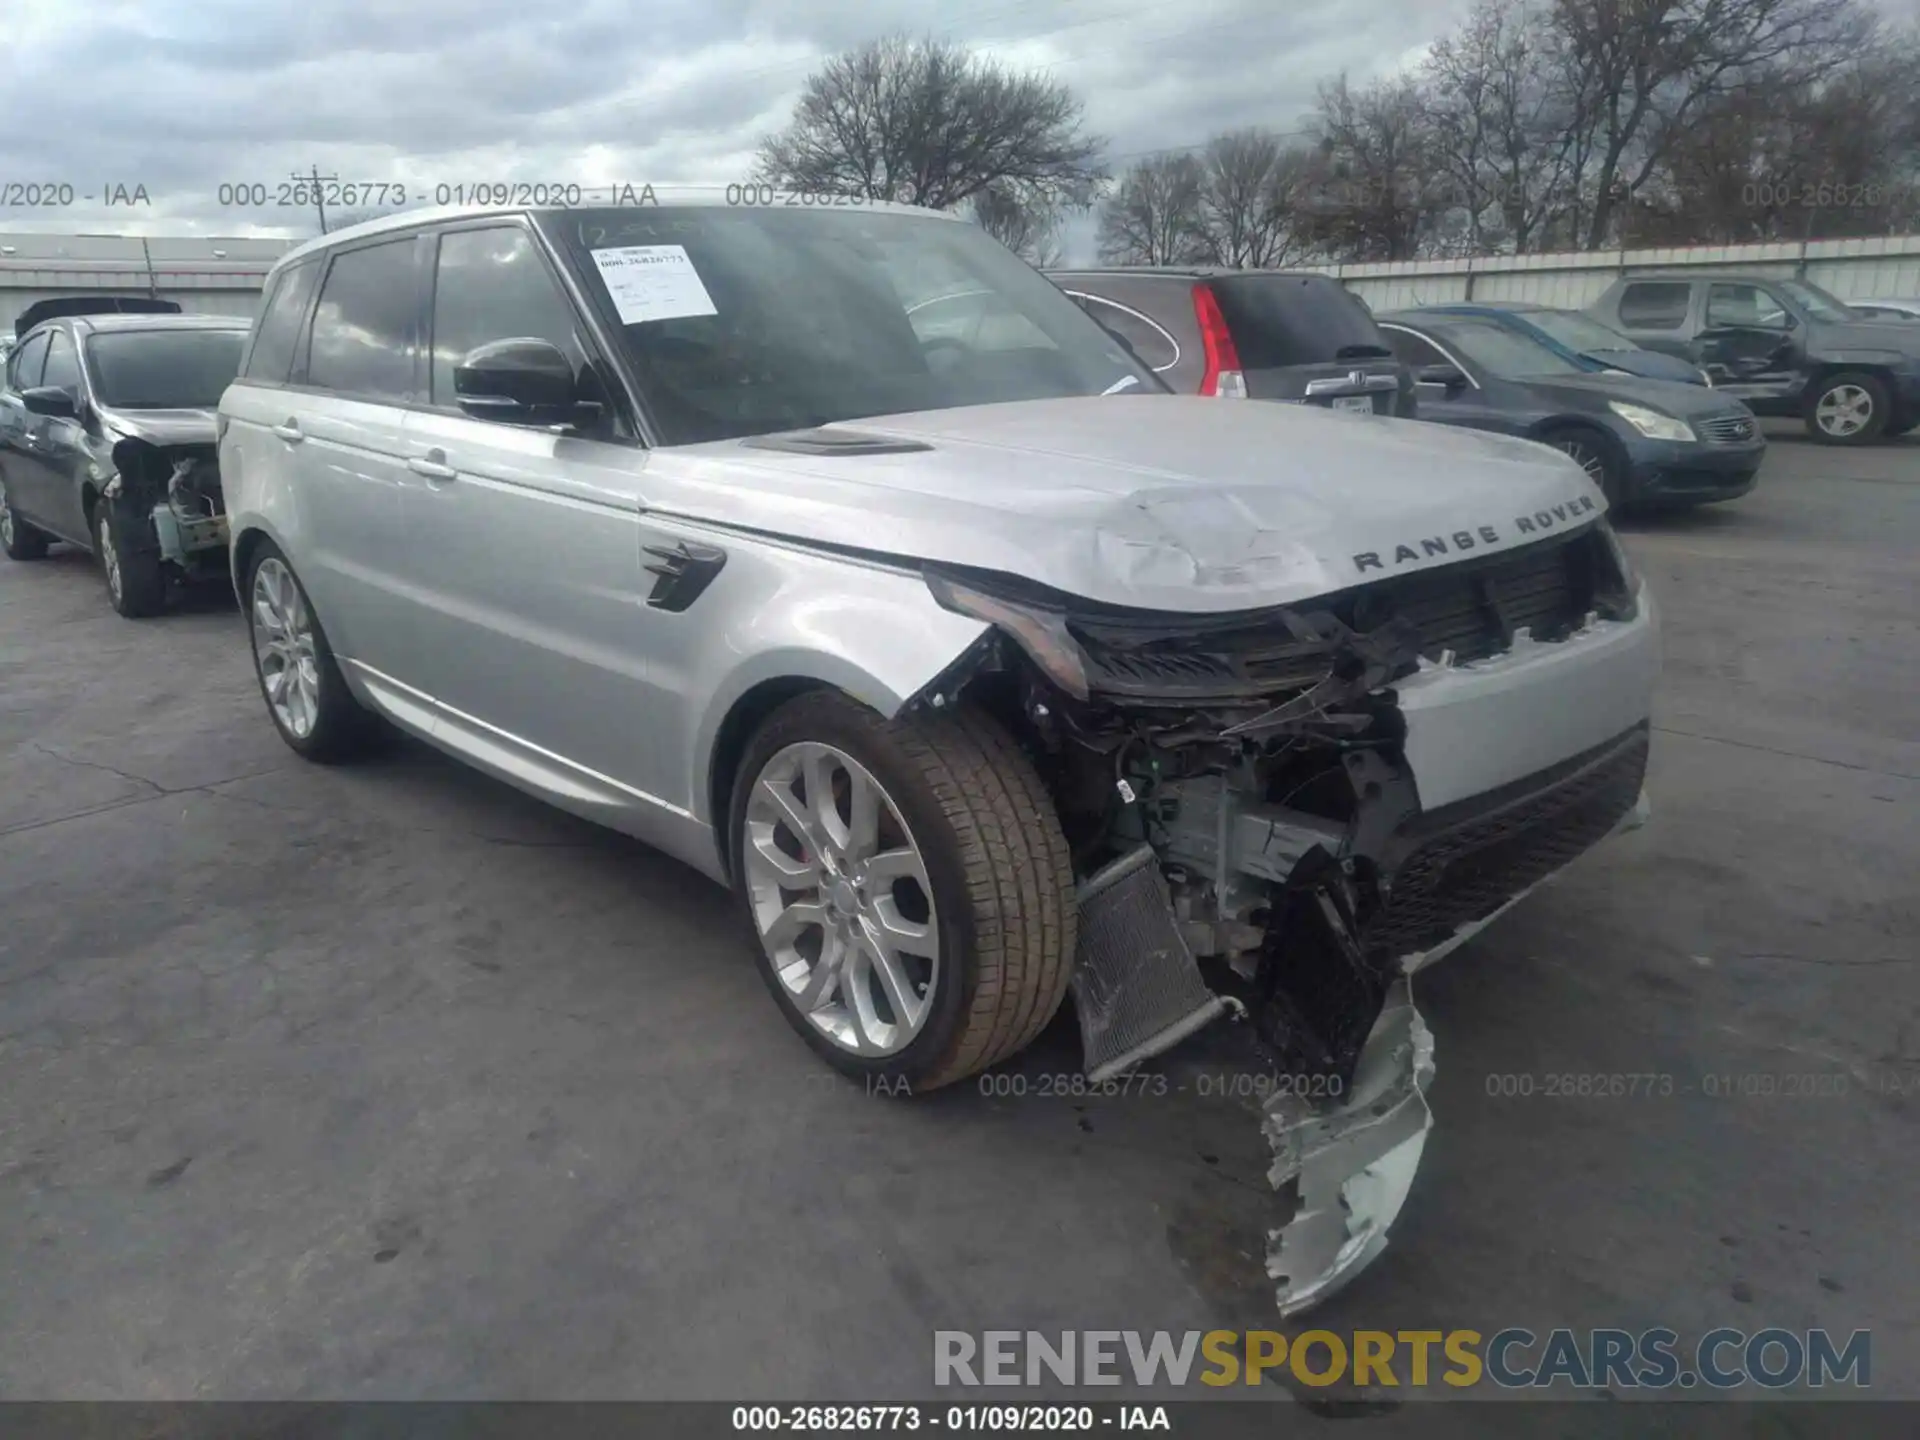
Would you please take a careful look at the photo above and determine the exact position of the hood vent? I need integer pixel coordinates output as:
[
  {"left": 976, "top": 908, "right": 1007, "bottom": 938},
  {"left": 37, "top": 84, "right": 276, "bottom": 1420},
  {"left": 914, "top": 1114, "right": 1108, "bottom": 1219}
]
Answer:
[{"left": 741, "top": 429, "right": 933, "bottom": 457}]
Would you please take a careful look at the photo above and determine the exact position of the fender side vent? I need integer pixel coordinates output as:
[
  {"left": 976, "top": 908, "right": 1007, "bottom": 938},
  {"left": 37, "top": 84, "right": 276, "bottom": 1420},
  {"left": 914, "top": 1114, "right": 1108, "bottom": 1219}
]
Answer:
[
  {"left": 741, "top": 430, "right": 933, "bottom": 457},
  {"left": 643, "top": 540, "right": 728, "bottom": 612}
]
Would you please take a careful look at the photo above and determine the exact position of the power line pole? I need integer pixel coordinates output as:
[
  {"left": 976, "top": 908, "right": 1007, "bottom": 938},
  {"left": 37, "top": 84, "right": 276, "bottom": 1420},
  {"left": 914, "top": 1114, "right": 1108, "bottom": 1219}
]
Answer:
[{"left": 311, "top": 163, "right": 329, "bottom": 235}]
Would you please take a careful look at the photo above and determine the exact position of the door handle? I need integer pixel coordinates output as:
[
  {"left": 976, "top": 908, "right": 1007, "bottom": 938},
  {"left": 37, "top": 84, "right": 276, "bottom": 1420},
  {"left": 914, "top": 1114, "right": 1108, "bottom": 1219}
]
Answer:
[
  {"left": 271, "top": 418, "right": 304, "bottom": 443},
  {"left": 408, "top": 450, "right": 458, "bottom": 482}
]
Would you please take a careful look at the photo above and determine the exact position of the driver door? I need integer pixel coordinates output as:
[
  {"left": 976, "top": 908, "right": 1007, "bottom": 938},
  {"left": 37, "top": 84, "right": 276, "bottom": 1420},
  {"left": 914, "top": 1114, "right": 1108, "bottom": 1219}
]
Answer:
[
  {"left": 1698, "top": 283, "right": 1800, "bottom": 399},
  {"left": 27, "top": 329, "right": 94, "bottom": 542}
]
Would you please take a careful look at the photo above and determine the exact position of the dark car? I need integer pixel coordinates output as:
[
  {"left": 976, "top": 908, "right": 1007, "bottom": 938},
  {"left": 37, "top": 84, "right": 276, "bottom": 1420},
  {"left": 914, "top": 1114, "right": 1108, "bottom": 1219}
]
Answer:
[
  {"left": 1420, "top": 301, "right": 1712, "bottom": 387},
  {"left": 1376, "top": 310, "right": 1765, "bottom": 510},
  {"left": 1046, "top": 267, "right": 1416, "bottom": 417},
  {"left": 1589, "top": 273, "right": 1920, "bottom": 444},
  {"left": 0, "top": 299, "right": 250, "bottom": 616}
]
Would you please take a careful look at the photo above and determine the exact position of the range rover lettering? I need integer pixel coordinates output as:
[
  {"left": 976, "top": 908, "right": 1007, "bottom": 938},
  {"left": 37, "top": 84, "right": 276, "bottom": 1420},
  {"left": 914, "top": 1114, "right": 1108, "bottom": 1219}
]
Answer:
[{"left": 219, "top": 195, "right": 1660, "bottom": 1316}]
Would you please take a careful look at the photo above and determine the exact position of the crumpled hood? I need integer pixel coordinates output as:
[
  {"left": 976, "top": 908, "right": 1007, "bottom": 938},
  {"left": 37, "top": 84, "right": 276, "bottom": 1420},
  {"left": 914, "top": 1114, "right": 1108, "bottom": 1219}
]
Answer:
[
  {"left": 98, "top": 406, "right": 218, "bottom": 448},
  {"left": 1522, "top": 371, "right": 1748, "bottom": 420},
  {"left": 645, "top": 396, "right": 1607, "bottom": 613}
]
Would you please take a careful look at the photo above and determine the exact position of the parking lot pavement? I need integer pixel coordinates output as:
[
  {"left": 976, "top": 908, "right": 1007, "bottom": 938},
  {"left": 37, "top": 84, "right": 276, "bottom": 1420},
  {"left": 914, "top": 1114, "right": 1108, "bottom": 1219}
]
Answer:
[{"left": 2, "top": 429, "right": 1915, "bottom": 1407}]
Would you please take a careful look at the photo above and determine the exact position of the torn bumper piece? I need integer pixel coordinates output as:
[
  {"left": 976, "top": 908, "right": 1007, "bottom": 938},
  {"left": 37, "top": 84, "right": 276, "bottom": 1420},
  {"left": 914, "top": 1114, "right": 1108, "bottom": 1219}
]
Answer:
[{"left": 1264, "top": 979, "right": 1434, "bottom": 1318}]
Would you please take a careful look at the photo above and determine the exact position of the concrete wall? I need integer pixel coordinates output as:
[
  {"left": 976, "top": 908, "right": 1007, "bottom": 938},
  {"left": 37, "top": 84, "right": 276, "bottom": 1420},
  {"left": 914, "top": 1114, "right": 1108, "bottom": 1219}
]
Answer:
[
  {"left": 1319, "top": 234, "right": 1920, "bottom": 311},
  {"left": 0, "top": 233, "right": 297, "bottom": 331}
]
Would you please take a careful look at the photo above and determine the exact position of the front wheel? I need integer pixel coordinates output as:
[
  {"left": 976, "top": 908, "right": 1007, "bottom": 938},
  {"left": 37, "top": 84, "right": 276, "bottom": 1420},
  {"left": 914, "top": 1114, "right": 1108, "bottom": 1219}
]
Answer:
[
  {"left": 96, "top": 499, "right": 167, "bottom": 617},
  {"left": 245, "top": 541, "right": 387, "bottom": 762},
  {"left": 1806, "top": 372, "right": 1889, "bottom": 445},
  {"left": 1542, "top": 427, "right": 1626, "bottom": 507},
  {"left": 731, "top": 692, "right": 1076, "bottom": 1091}
]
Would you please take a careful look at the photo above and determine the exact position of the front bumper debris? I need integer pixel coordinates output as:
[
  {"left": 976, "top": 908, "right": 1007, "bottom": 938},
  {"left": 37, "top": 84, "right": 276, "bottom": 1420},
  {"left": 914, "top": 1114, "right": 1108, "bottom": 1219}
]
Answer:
[{"left": 1264, "top": 979, "right": 1434, "bottom": 1317}]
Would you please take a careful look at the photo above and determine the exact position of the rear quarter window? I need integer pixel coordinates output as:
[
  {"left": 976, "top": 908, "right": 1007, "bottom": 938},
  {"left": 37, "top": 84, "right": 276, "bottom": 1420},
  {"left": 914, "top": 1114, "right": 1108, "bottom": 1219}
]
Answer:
[
  {"left": 244, "top": 259, "right": 321, "bottom": 385},
  {"left": 1067, "top": 292, "right": 1180, "bottom": 372},
  {"left": 1615, "top": 282, "right": 1692, "bottom": 330},
  {"left": 1208, "top": 275, "right": 1390, "bottom": 367}
]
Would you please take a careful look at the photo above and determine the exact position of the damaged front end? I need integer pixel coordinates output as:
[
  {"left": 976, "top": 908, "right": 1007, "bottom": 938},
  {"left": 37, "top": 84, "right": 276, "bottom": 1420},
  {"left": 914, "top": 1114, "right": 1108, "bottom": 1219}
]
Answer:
[
  {"left": 105, "top": 434, "right": 230, "bottom": 579},
  {"left": 909, "top": 522, "right": 1651, "bottom": 1315}
]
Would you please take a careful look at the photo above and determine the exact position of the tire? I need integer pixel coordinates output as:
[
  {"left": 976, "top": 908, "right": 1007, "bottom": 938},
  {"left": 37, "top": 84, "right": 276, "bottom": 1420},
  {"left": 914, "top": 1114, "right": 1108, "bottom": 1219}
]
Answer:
[
  {"left": 0, "top": 473, "right": 51, "bottom": 560},
  {"left": 730, "top": 691, "right": 1076, "bottom": 1092},
  {"left": 1805, "top": 371, "right": 1889, "bottom": 445},
  {"left": 244, "top": 539, "right": 387, "bottom": 762},
  {"left": 96, "top": 498, "right": 167, "bottom": 618},
  {"left": 1541, "top": 425, "right": 1627, "bottom": 507}
]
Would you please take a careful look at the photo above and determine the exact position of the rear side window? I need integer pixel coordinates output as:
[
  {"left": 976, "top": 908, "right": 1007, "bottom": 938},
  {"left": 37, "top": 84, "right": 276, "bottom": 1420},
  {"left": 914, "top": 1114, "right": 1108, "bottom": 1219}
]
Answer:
[
  {"left": 41, "top": 330, "right": 81, "bottom": 391},
  {"left": 306, "top": 239, "right": 420, "bottom": 400},
  {"left": 1616, "top": 282, "right": 1691, "bottom": 330},
  {"left": 244, "top": 260, "right": 321, "bottom": 383},
  {"left": 1208, "top": 276, "right": 1390, "bottom": 367},
  {"left": 1071, "top": 293, "right": 1179, "bottom": 372},
  {"left": 9, "top": 331, "right": 50, "bottom": 390}
]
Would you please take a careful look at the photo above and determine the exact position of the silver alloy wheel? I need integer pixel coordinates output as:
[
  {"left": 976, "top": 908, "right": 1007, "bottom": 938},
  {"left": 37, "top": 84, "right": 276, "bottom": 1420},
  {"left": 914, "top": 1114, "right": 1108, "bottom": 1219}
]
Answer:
[
  {"left": 741, "top": 740, "right": 940, "bottom": 1057},
  {"left": 1815, "top": 383, "right": 1873, "bottom": 437},
  {"left": 1553, "top": 437, "right": 1607, "bottom": 483},
  {"left": 251, "top": 556, "right": 321, "bottom": 739},
  {"left": 98, "top": 510, "right": 122, "bottom": 605}
]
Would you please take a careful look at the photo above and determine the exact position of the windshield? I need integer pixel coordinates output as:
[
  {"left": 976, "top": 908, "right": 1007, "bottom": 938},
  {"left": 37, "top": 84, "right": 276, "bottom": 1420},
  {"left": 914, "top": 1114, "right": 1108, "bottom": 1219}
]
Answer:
[
  {"left": 1524, "top": 309, "right": 1638, "bottom": 355},
  {"left": 547, "top": 207, "right": 1152, "bottom": 445},
  {"left": 1435, "top": 318, "right": 1588, "bottom": 379},
  {"left": 84, "top": 328, "right": 247, "bottom": 409},
  {"left": 1778, "top": 279, "right": 1858, "bottom": 322}
]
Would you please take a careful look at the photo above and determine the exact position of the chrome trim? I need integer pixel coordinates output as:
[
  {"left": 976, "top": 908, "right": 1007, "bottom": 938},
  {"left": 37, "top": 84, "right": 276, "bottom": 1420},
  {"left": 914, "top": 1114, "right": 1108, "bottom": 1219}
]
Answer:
[
  {"left": 1303, "top": 371, "right": 1399, "bottom": 396},
  {"left": 1062, "top": 290, "right": 1182, "bottom": 374},
  {"left": 1379, "top": 324, "right": 1484, "bottom": 390}
]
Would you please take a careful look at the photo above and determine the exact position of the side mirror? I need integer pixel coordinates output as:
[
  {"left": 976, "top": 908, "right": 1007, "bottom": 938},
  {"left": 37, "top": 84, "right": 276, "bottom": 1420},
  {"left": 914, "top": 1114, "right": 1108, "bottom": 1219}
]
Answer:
[
  {"left": 21, "top": 385, "right": 78, "bottom": 420},
  {"left": 452, "top": 338, "right": 583, "bottom": 426},
  {"left": 1415, "top": 363, "right": 1466, "bottom": 390}
]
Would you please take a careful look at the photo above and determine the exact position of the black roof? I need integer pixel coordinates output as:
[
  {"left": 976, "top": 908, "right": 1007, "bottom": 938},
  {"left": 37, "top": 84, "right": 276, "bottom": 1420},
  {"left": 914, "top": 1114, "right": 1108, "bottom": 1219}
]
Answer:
[{"left": 15, "top": 296, "right": 183, "bottom": 338}]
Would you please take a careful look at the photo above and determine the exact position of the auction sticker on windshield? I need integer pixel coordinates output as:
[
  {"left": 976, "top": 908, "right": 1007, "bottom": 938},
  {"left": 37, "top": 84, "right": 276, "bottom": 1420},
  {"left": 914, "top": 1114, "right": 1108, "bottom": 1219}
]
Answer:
[{"left": 590, "top": 244, "right": 718, "bottom": 324}]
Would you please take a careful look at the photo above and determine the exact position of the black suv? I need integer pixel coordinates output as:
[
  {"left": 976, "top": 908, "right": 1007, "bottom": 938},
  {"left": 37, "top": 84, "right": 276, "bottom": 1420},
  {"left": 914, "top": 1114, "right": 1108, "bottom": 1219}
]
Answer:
[
  {"left": 1590, "top": 273, "right": 1920, "bottom": 444},
  {"left": 1047, "top": 267, "right": 1416, "bottom": 418}
]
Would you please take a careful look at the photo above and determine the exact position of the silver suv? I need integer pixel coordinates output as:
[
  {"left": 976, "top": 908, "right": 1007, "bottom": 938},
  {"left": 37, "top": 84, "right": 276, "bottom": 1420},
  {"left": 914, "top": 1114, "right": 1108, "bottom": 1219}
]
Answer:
[{"left": 220, "top": 196, "right": 1658, "bottom": 1311}]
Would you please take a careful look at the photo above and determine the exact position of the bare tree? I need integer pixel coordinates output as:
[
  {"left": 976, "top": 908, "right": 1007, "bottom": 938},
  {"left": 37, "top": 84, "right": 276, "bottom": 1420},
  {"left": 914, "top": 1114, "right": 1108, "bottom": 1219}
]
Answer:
[
  {"left": 1189, "top": 129, "right": 1311, "bottom": 268},
  {"left": 756, "top": 34, "right": 1108, "bottom": 214},
  {"left": 1423, "top": 0, "right": 1579, "bottom": 251},
  {"left": 970, "top": 184, "right": 1067, "bottom": 266},
  {"left": 1096, "top": 152, "right": 1204, "bottom": 264},
  {"left": 1548, "top": 0, "right": 1865, "bottom": 249},
  {"left": 1296, "top": 74, "right": 1443, "bottom": 261}
]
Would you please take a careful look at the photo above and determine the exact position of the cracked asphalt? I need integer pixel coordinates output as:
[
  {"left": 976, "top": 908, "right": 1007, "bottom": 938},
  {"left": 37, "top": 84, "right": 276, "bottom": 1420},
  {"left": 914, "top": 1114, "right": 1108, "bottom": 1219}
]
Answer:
[{"left": 2, "top": 425, "right": 1915, "bottom": 1414}]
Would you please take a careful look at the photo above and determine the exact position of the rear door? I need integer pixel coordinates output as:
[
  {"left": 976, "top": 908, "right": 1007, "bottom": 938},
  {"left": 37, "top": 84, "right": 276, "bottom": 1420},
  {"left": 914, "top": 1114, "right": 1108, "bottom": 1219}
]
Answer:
[{"left": 1208, "top": 274, "right": 1409, "bottom": 415}]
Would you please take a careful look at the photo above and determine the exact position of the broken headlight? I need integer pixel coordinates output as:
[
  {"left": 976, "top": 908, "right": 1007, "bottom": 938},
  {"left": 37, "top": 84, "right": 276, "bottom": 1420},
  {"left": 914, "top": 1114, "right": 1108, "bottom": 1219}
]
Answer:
[{"left": 924, "top": 571, "right": 1092, "bottom": 700}]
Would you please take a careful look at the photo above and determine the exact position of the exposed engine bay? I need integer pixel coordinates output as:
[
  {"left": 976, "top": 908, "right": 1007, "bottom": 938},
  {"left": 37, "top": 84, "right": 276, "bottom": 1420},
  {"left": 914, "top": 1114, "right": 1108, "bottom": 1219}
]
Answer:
[
  {"left": 105, "top": 436, "right": 229, "bottom": 577},
  {"left": 907, "top": 518, "right": 1652, "bottom": 1315}
]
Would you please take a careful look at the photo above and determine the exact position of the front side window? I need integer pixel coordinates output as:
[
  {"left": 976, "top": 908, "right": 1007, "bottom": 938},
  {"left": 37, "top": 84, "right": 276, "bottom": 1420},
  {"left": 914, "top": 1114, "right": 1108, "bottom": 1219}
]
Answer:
[
  {"left": 1382, "top": 327, "right": 1448, "bottom": 370},
  {"left": 86, "top": 329, "right": 247, "bottom": 409},
  {"left": 1777, "top": 279, "right": 1855, "bottom": 322},
  {"left": 40, "top": 330, "right": 81, "bottom": 392},
  {"left": 547, "top": 207, "right": 1148, "bottom": 445},
  {"left": 1437, "top": 319, "right": 1585, "bottom": 378},
  {"left": 306, "top": 238, "right": 420, "bottom": 400},
  {"left": 245, "top": 260, "right": 321, "bottom": 383},
  {"left": 430, "top": 226, "right": 586, "bottom": 408},
  {"left": 1706, "top": 283, "right": 1791, "bottom": 331},
  {"left": 9, "top": 331, "right": 50, "bottom": 391}
]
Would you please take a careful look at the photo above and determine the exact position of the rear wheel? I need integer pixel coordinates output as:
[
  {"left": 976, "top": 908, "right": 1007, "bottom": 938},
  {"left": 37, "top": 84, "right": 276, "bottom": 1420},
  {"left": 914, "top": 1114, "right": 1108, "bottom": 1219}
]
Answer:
[
  {"left": 1542, "top": 427, "right": 1626, "bottom": 507},
  {"left": 1806, "top": 372, "right": 1889, "bottom": 445},
  {"left": 0, "top": 475, "right": 51, "bottom": 560},
  {"left": 96, "top": 500, "right": 167, "bottom": 618},
  {"left": 245, "top": 541, "right": 387, "bottom": 762},
  {"left": 731, "top": 691, "right": 1076, "bottom": 1091}
]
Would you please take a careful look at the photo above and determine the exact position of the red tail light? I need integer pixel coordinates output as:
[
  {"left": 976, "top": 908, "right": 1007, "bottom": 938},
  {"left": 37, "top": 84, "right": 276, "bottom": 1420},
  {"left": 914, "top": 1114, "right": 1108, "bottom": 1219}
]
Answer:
[{"left": 1191, "top": 283, "right": 1246, "bottom": 398}]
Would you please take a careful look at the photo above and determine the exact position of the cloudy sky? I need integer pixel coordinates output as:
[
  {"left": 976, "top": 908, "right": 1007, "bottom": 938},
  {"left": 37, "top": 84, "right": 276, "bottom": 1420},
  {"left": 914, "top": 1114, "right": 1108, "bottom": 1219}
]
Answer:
[
  {"left": 7, "top": 0, "right": 1913, "bottom": 253},
  {"left": 0, "top": 0, "right": 1475, "bottom": 249}
]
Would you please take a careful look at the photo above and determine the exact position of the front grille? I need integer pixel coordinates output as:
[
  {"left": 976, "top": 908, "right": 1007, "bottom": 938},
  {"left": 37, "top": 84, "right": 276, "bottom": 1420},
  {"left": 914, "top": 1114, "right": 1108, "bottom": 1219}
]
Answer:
[
  {"left": 1354, "top": 527, "right": 1618, "bottom": 666},
  {"left": 1363, "top": 725, "right": 1649, "bottom": 961},
  {"left": 1699, "top": 413, "right": 1758, "bottom": 444}
]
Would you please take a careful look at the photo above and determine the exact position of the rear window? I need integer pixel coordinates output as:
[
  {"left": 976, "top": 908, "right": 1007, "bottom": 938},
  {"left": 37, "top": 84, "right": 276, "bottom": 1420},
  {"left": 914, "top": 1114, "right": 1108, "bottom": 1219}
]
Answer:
[{"left": 1207, "top": 275, "right": 1390, "bottom": 368}]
